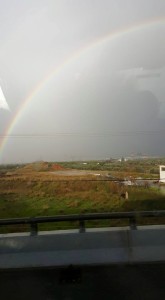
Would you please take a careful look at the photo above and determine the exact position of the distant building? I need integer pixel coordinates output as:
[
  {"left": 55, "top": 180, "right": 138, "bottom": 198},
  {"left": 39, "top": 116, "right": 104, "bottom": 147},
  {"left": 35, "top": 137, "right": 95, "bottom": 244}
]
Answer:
[
  {"left": 118, "top": 157, "right": 128, "bottom": 162},
  {"left": 159, "top": 165, "right": 165, "bottom": 183}
]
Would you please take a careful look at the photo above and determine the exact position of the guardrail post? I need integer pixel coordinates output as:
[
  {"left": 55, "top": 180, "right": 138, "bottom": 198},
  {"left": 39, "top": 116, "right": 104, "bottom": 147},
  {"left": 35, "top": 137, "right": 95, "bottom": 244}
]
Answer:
[
  {"left": 129, "top": 217, "right": 137, "bottom": 230},
  {"left": 79, "top": 220, "right": 85, "bottom": 233},
  {"left": 30, "top": 222, "right": 38, "bottom": 236}
]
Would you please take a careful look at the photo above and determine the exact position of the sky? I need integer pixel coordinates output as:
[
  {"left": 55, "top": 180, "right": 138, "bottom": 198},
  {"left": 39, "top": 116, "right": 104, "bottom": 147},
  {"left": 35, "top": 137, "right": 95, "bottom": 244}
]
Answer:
[{"left": 0, "top": 0, "right": 165, "bottom": 163}]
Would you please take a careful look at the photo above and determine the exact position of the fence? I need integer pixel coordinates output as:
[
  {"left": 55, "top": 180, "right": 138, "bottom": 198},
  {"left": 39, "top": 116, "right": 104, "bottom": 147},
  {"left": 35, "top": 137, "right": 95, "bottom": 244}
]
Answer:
[{"left": 0, "top": 210, "right": 165, "bottom": 235}]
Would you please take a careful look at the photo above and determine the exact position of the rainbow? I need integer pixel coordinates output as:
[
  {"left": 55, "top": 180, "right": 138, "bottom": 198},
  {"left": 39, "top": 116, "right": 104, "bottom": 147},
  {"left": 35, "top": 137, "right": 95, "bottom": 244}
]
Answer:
[{"left": 0, "top": 16, "right": 164, "bottom": 160}]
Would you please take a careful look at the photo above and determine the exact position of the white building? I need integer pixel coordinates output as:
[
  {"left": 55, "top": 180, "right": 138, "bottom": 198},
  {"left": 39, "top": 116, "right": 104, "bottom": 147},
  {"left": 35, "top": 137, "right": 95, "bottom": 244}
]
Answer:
[{"left": 159, "top": 165, "right": 165, "bottom": 183}]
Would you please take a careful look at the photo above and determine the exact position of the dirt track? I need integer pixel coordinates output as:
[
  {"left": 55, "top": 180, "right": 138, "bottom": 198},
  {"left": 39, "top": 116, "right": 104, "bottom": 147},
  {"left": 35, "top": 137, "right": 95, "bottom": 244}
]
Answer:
[
  {"left": 50, "top": 169, "right": 106, "bottom": 176},
  {"left": 51, "top": 170, "right": 107, "bottom": 176}
]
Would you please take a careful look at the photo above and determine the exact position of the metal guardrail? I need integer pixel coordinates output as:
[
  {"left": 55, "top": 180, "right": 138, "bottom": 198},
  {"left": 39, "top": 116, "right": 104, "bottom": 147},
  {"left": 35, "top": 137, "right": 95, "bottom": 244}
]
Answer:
[{"left": 0, "top": 211, "right": 165, "bottom": 235}]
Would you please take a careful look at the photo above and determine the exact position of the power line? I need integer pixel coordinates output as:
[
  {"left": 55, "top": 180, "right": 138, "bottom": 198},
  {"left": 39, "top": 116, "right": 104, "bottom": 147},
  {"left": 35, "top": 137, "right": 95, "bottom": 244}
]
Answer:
[{"left": 1, "top": 130, "right": 165, "bottom": 138}]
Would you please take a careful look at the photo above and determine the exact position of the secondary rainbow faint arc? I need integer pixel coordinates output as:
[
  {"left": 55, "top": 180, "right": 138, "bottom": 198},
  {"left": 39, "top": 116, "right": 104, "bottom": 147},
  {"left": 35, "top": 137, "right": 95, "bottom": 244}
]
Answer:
[{"left": 0, "top": 16, "right": 165, "bottom": 159}]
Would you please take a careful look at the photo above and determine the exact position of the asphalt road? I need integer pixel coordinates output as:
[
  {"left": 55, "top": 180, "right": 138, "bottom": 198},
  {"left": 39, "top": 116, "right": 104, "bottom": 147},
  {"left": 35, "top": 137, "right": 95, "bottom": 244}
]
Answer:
[{"left": 0, "top": 264, "right": 165, "bottom": 300}]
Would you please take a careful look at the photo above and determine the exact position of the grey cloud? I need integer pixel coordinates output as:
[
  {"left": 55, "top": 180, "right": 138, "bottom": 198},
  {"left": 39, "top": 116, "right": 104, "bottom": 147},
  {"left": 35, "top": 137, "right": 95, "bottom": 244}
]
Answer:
[{"left": 0, "top": 0, "right": 165, "bottom": 162}]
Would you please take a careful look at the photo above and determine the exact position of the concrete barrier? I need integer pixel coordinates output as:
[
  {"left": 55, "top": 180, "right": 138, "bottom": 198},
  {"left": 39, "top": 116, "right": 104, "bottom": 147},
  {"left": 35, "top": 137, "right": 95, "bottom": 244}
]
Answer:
[{"left": 0, "top": 225, "right": 165, "bottom": 269}]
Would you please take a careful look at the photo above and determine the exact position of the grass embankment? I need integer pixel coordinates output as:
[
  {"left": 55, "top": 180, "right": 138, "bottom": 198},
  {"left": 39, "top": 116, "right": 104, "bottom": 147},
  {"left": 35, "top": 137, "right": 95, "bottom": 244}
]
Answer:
[{"left": 0, "top": 171, "right": 165, "bottom": 232}]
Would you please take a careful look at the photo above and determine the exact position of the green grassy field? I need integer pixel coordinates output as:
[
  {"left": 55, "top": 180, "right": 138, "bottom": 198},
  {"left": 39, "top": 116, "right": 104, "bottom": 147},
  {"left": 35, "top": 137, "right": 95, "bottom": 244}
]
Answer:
[{"left": 0, "top": 159, "right": 165, "bottom": 232}]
